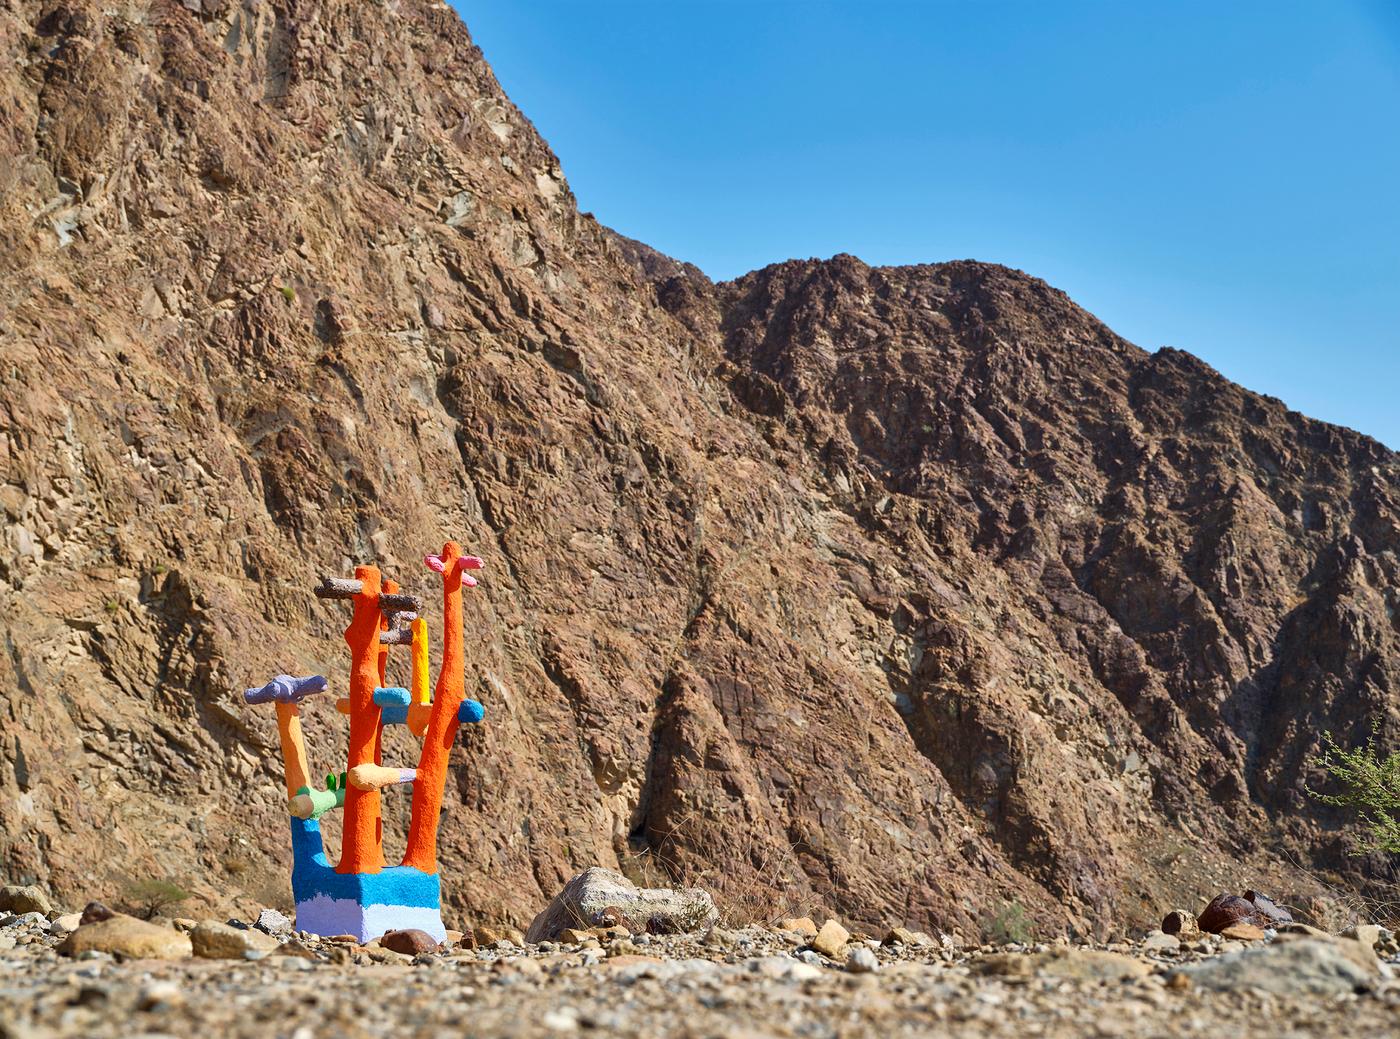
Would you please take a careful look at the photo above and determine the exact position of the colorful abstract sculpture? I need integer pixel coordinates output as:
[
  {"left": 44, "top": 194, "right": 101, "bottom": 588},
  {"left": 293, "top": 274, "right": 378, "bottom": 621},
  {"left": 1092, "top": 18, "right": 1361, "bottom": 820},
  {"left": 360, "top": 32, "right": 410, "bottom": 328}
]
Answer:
[{"left": 243, "top": 541, "right": 485, "bottom": 942}]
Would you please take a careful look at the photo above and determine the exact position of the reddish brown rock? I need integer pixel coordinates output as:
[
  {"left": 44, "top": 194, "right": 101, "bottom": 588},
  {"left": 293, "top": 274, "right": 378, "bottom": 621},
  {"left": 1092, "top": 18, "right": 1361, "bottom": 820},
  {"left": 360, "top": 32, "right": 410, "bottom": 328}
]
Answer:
[
  {"left": 380, "top": 929, "right": 439, "bottom": 957},
  {"left": 1198, "top": 892, "right": 1294, "bottom": 934}
]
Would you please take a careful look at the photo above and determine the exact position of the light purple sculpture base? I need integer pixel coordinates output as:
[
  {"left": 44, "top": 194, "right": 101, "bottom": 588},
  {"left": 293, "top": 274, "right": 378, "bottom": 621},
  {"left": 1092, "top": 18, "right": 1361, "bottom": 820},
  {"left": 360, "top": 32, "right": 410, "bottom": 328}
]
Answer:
[{"left": 294, "top": 894, "right": 447, "bottom": 943}]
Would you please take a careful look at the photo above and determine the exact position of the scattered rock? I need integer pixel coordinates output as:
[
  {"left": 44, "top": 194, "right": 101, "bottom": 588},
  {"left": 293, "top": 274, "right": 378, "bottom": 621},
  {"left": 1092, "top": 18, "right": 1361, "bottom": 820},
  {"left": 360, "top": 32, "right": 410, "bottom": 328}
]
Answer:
[
  {"left": 1219, "top": 923, "right": 1266, "bottom": 942},
  {"left": 60, "top": 913, "right": 193, "bottom": 960},
  {"left": 1276, "top": 923, "right": 1331, "bottom": 939},
  {"left": 380, "top": 929, "right": 440, "bottom": 956},
  {"left": 1342, "top": 923, "right": 1381, "bottom": 949},
  {"left": 559, "top": 927, "right": 594, "bottom": 944},
  {"left": 846, "top": 946, "right": 879, "bottom": 973},
  {"left": 190, "top": 920, "right": 280, "bottom": 960},
  {"left": 276, "top": 940, "right": 321, "bottom": 960},
  {"left": 974, "top": 948, "right": 1151, "bottom": 982},
  {"left": 1160, "top": 909, "right": 1200, "bottom": 938},
  {"left": 80, "top": 902, "right": 116, "bottom": 925},
  {"left": 1142, "top": 931, "right": 1180, "bottom": 952},
  {"left": 882, "top": 926, "right": 917, "bottom": 946},
  {"left": 48, "top": 913, "right": 82, "bottom": 935},
  {"left": 1198, "top": 891, "right": 1292, "bottom": 934},
  {"left": 254, "top": 908, "right": 293, "bottom": 935},
  {"left": 525, "top": 868, "right": 717, "bottom": 942},
  {"left": 776, "top": 917, "right": 819, "bottom": 937},
  {"left": 811, "top": 919, "right": 851, "bottom": 960},
  {"left": 0, "top": 885, "right": 52, "bottom": 915},
  {"left": 1168, "top": 937, "right": 1379, "bottom": 996}
]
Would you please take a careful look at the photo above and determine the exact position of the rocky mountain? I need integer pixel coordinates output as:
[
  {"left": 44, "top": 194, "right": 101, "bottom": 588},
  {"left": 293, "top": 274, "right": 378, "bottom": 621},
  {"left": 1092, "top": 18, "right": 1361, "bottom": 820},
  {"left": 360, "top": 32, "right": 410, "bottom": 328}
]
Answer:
[{"left": 1, "top": 0, "right": 1396, "bottom": 938}]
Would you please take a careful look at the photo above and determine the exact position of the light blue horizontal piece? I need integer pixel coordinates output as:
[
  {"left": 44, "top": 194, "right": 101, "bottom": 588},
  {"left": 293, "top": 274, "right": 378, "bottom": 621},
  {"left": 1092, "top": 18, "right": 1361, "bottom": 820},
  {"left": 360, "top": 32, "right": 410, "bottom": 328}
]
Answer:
[{"left": 373, "top": 687, "right": 411, "bottom": 706}]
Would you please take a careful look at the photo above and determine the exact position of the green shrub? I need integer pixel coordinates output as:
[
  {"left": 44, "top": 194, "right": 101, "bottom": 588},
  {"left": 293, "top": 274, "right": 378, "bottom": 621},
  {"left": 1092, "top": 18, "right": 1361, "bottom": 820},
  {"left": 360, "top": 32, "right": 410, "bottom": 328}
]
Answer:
[
  {"left": 986, "top": 899, "right": 1033, "bottom": 944},
  {"left": 1312, "top": 728, "right": 1400, "bottom": 854},
  {"left": 119, "top": 877, "right": 193, "bottom": 919}
]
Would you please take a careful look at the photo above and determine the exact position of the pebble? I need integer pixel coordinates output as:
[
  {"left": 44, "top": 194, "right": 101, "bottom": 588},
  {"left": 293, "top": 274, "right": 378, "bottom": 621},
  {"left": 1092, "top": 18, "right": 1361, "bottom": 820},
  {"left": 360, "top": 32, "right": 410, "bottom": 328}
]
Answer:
[
  {"left": 775, "top": 917, "right": 818, "bottom": 937},
  {"left": 255, "top": 908, "right": 293, "bottom": 935},
  {"left": 811, "top": 919, "right": 850, "bottom": 960},
  {"left": 846, "top": 946, "right": 879, "bottom": 973},
  {"left": 49, "top": 913, "right": 82, "bottom": 935}
]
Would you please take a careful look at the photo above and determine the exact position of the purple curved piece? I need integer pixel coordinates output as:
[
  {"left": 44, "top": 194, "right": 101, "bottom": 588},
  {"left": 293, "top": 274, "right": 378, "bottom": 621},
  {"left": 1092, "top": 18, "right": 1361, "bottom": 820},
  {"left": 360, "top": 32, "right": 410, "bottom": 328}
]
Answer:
[{"left": 244, "top": 674, "right": 328, "bottom": 706}]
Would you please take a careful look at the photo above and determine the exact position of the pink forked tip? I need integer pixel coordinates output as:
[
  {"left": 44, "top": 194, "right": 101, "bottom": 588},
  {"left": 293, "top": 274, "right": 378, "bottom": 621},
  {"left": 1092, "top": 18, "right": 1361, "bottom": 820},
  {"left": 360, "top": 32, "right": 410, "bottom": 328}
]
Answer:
[
  {"left": 424, "top": 554, "right": 446, "bottom": 574},
  {"left": 461, "top": 573, "right": 478, "bottom": 588},
  {"left": 460, "top": 555, "right": 485, "bottom": 570}
]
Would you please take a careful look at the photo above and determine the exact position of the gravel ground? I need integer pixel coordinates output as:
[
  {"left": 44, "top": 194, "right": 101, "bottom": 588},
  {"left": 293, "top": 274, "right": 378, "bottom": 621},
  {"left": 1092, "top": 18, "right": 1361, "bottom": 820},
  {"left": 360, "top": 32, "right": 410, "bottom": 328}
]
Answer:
[{"left": 2, "top": 915, "right": 1399, "bottom": 1039}]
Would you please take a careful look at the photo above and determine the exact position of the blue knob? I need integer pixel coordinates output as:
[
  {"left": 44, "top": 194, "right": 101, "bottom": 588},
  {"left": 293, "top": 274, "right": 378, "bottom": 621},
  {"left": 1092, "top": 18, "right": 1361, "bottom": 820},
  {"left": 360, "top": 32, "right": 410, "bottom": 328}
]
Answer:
[{"left": 458, "top": 699, "right": 484, "bottom": 724}]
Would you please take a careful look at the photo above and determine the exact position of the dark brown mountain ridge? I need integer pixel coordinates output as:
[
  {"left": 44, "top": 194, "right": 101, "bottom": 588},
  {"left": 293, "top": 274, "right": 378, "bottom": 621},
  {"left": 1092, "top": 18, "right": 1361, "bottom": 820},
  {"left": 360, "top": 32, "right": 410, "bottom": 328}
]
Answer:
[{"left": 0, "top": 1, "right": 1396, "bottom": 939}]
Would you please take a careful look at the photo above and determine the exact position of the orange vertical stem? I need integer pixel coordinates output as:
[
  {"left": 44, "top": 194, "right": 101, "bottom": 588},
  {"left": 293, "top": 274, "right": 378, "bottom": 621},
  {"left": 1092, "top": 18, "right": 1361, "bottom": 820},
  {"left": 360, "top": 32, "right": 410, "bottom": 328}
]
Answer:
[
  {"left": 402, "top": 541, "right": 467, "bottom": 872},
  {"left": 375, "top": 578, "right": 397, "bottom": 770},
  {"left": 337, "top": 565, "right": 387, "bottom": 874},
  {"left": 275, "top": 702, "right": 312, "bottom": 800}
]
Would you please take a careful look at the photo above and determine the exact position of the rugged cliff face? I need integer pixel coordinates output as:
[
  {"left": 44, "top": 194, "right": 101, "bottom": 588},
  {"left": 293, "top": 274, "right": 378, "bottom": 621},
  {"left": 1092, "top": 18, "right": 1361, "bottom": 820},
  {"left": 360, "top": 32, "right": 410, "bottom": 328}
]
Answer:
[{"left": 1, "top": 1, "right": 1396, "bottom": 938}]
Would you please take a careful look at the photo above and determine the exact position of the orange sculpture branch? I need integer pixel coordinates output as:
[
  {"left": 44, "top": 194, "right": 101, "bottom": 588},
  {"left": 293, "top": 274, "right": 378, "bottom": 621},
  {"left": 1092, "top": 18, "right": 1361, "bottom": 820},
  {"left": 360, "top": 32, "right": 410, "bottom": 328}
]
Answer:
[
  {"left": 338, "top": 565, "right": 387, "bottom": 874},
  {"left": 403, "top": 540, "right": 479, "bottom": 873}
]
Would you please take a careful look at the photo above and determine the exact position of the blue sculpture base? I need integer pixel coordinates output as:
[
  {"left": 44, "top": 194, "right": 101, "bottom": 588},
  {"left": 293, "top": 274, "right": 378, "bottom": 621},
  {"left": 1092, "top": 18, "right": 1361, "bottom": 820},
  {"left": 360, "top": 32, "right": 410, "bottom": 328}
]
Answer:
[{"left": 289, "top": 817, "right": 445, "bottom": 942}]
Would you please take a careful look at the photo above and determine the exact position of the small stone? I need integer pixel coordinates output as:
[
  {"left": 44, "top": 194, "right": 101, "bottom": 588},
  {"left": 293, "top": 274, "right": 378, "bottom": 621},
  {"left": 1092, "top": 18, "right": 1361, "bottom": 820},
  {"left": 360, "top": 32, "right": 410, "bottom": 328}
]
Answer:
[
  {"left": 474, "top": 924, "right": 504, "bottom": 945},
  {"left": 254, "top": 908, "right": 293, "bottom": 934},
  {"left": 882, "top": 926, "right": 917, "bottom": 946},
  {"left": 846, "top": 946, "right": 879, "bottom": 973},
  {"left": 1160, "top": 909, "right": 1200, "bottom": 938},
  {"left": 597, "top": 906, "right": 627, "bottom": 929},
  {"left": 190, "top": 920, "right": 279, "bottom": 960},
  {"left": 1219, "top": 923, "right": 1266, "bottom": 942},
  {"left": 542, "top": 1008, "right": 579, "bottom": 1032},
  {"left": 0, "top": 885, "right": 52, "bottom": 916},
  {"left": 776, "top": 917, "right": 819, "bottom": 937},
  {"left": 137, "top": 980, "right": 185, "bottom": 1011},
  {"left": 80, "top": 902, "right": 115, "bottom": 925},
  {"left": 974, "top": 948, "right": 1151, "bottom": 982},
  {"left": 275, "top": 939, "right": 320, "bottom": 960},
  {"left": 559, "top": 927, "right": 594, "bottom": 944},
  {"left": 1276, "top": 923, "right": 1331, "bottom": 939},
  {"left": 811, "top": 919, "right": 851, "bottom": 960},
  {"left": 1342, "top": 923, "right": 1382, "bottom": 949},
  {"left": 702, "top": 926, "right": 737, "bottom": 949},
  {"left": 60, "top": 913, "right": 192, "bottom": 960},
  {"left": 381, "top": 929, "right": 439, "bottom": 956},
  {"left": 1142, "top": 931, "right": 1180, "bottom": 952},
  {"left": 444, "top": 929, "right": 465, "bottom": 944}
]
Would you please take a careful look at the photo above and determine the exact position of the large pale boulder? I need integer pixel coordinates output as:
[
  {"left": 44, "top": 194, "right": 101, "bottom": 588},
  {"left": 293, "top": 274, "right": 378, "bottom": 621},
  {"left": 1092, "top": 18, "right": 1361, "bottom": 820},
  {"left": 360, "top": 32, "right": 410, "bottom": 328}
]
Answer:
[
  {"left": 60, "top": 913, "right": 192, "bottom": 960},
  {"left": 526, "top": 867, "right": 717, "bottom": 942},
  {"left": 1169, "top": 937, "right": 1382, "bottom": 996},
  {"left": 190, "top": 920, "right": 279, "bottom": 959}
]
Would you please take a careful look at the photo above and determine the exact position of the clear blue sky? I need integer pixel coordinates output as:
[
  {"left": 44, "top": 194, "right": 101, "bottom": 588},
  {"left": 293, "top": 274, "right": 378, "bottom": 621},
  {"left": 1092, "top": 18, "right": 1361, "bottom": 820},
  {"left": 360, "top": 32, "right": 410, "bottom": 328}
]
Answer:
[{"left": 453, "top": 2, "right": 1400, "bottom": 449}]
